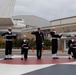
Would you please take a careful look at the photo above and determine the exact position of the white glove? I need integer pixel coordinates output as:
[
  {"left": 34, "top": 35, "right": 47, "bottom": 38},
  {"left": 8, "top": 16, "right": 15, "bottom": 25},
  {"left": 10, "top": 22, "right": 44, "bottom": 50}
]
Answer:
[
  {"left": 42, "top": 42, "right": 44, "bottom": 45},
  {"left": 13, "top": 34, "right": 16, "bottom": 36}
]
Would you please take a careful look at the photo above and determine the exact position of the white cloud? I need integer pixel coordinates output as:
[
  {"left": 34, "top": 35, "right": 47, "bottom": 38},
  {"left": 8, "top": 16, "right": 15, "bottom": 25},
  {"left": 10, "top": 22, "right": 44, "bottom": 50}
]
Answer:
[{"left": 13, "top": 0, "right": 76, "bottom": 21}]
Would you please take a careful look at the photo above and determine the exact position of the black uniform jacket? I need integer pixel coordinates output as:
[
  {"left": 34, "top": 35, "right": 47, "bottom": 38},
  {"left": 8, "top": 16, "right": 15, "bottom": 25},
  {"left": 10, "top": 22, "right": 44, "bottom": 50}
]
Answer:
[
  {"left": 21, "top": 40, "right": 29, "bottom": 49},
  {"left": 31, "top": 31, "right": 44, "bottom": 43},
  {"left": 50, "top": 31, "right": 62, "bottom": 38},
  {"left": 1, "top": 32, "right": 17, "bottom": 39},
  {"left": 68, "top": 40, "right": 76, "bottom": 49}
]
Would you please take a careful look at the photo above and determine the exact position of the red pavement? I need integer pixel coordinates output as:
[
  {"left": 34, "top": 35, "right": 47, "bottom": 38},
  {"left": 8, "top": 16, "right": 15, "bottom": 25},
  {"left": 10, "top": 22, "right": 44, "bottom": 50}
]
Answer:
[{"left": 0, "top": 56, "right": 75, "bottom": 65}]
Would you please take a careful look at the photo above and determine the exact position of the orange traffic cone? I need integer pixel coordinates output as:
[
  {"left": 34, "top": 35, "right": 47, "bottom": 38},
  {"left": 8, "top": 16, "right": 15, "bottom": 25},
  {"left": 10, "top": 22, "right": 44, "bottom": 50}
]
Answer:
[
  {"left": 62, "top": 48, "right": 64, "bottom": 53},
  {"left": 42, "top": 48, "right": 44, "bottom": 52},
  {"left": 32, "top": 47, "right": 34, "bottom": 52}
]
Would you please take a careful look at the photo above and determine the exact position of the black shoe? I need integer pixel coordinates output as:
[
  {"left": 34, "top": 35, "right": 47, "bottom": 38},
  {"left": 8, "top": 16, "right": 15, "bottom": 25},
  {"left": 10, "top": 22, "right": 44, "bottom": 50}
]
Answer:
[
  {"left": 21, "top": 58, "right": 23, "bottom": 60},
  {"left": 9, "top": 58, "right": 13, "bottom": 59},
  {"left": 55, "top": 57, "right": 59, "bottom": 59},
  {"left": 4, "top": 58, "right": 8, "bottom": 60},
  {"left": 37, "top": 57, "right": 41, "bottom": 60},
  {"left": 53, "top": 57, "right": 59, "bottom": 59},
  {"left": 68, "top": 57, "right": 71, "bottom": 59},
  {"left": 24, "top": 58, "right": 27, "bottom": 60},
  {"left": 53, "top": 57, "right": 56, "bottom": 59}
]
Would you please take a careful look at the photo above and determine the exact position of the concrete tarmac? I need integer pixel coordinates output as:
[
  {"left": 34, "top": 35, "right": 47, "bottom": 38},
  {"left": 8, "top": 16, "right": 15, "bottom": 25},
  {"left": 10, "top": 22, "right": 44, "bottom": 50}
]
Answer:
[{"left": 0, "top": 49, "right": 68, "bottom": 56}]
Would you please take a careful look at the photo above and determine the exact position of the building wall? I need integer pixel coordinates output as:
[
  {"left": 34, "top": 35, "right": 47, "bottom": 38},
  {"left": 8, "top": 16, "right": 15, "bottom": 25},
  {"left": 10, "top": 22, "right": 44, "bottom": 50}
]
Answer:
[
  {"left": 56, "top": 25, "right": 76, "bottom": 33},
  {"left": 50, "top": 16, "right": 76, "bottom": 26}
]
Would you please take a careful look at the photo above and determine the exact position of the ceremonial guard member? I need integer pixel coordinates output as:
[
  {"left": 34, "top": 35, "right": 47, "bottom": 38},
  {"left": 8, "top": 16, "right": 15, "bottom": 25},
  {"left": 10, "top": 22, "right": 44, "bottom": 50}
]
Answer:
[
  {"left": 21, "top": 35, "right": 29, "bottom": 60},
  {"left": 50, "top": 27, "right": 62, "bottom": 59},
  {"left": 68, "top": 35, "right": 76, "bottom": 59},
  {"left": 1, "top": 27, "right": 17, "bottom": 60},
  {"left": 31, "top": 27, "right": 44, "bottom": 59}
]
